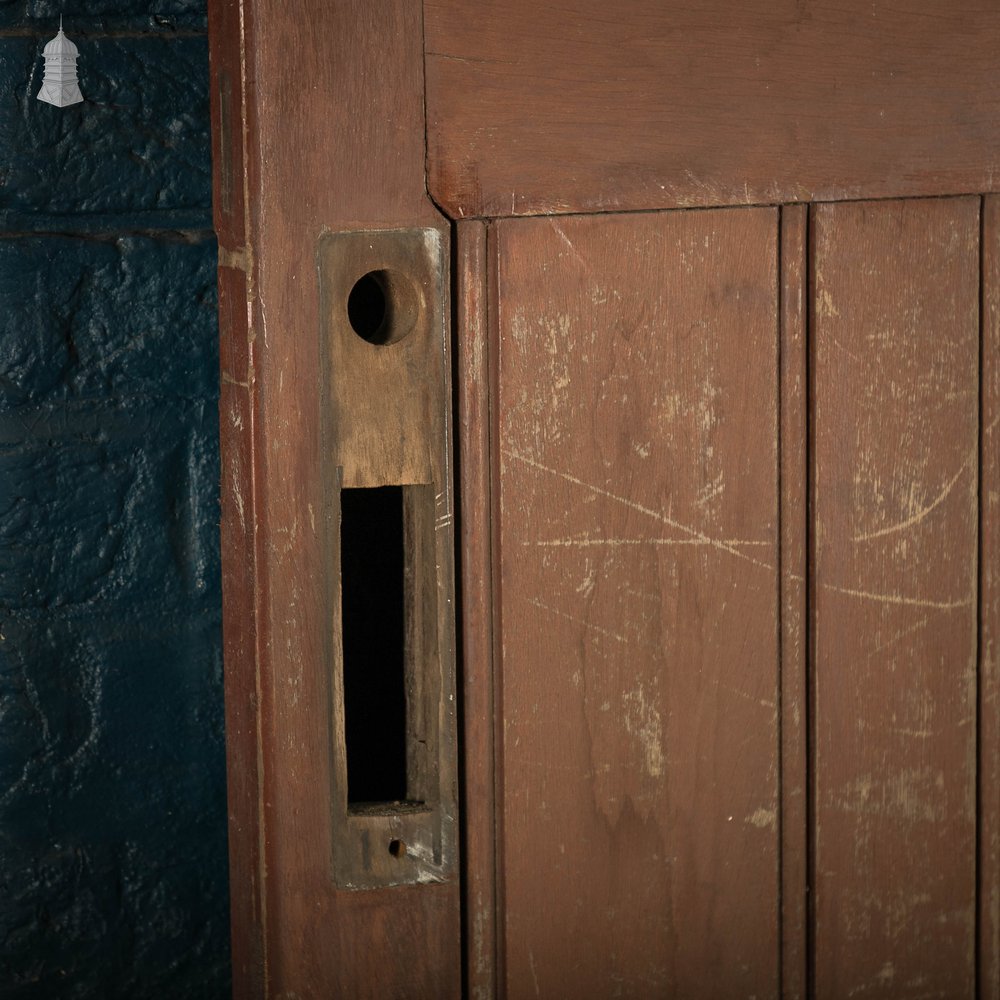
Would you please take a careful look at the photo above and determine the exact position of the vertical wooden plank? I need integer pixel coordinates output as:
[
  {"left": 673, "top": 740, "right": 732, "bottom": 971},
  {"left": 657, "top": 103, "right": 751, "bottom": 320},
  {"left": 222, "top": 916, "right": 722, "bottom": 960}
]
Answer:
[
  {"left": 812, "top": 197, "right": 980, "bottom": 998},
  {"left": 207, "top": 1, "right": 459, "bottom": 995},
  {"left": 494, "top": 208, "right": 780, "bottom": 996},
  {"left": 455, "top": 220, "right": 497, "bottom": 1000},
  {"left": 779, "top": 203, "right": 808, "bottom": 1000},
  {"left": 981, "top": 194, "right": 1000, "bottom": 1000},
  {"left": 207, "top": 2, "right": 263, "bottom": 992},
  {"left": 215, "top": 257, "right": 264, "bottom": 996}
]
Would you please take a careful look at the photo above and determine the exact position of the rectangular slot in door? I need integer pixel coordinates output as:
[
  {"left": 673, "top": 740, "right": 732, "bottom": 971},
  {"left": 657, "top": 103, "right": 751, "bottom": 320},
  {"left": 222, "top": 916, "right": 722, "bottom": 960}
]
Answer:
[
  {"left": 340, "top": 485, "right": 409, "bottom": 806},
  {"left": 330, "top": 479, "right": 448, "bottom": 887}
]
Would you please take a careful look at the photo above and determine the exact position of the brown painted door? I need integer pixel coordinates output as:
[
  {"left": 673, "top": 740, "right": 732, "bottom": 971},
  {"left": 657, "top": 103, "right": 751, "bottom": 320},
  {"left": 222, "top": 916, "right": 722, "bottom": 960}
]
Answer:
[{"left": 209, "top": 1, "right": 1000, "bottom": 996}]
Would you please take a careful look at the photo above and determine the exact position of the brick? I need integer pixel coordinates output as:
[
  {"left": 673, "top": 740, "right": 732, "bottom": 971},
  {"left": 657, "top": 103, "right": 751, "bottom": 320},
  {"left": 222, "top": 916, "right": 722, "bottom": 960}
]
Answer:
[
  {"left": 0, "top": 235, "right": 218, "bottom": 409},
  {"left": 0, "top": 617, "right": 229, "bottom": 998},
  {"left": 0, "top": 232, "right": 220, "bottom": 613},
  {"left": 0, "top": 37, "right": 211, "bottom": 225},
  {"left": 0, "top": 2, "right": 207, "bottom": 31},
  {"left": 0, "top": 403, "right": 220, "bottom": 611}
]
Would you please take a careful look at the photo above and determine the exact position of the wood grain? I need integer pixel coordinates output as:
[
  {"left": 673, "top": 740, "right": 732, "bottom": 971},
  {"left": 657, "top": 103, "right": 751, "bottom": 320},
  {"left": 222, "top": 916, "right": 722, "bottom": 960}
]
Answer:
[
  {"left": 811, "top": 197, "right": 980, "bottom": 997},
  {"left": 982, "top": 194, "right": 1000, "bottom": 1000},
  {"left": 208, "top": 0, "right": 460, "bottom": 994},
  {"left": 425, "top": 0, "right": 1000, "bottom": 219},
  {"left": 215, "top": 245, "right": 264, "bottom": 997},
  {"left": 209, "top": 0, "right": 999, "bottom": 988},
  {"left": 487, "top": 228, "right": 508, "bottom": 1000},
  {"left": 455, "top": 220, "right": 498, "bottom": 999},
  {"left": 208, "top": 2, "right": 263, "bottom": 990},
  {"left": 317, "top": 229, "right": 459, "bottom": 891},
  {"left": 779, "top": 204, "right": 808, "bottom": 1000},
  {"left": 493, "top": 209, "right": 780, "bottom": 996}
]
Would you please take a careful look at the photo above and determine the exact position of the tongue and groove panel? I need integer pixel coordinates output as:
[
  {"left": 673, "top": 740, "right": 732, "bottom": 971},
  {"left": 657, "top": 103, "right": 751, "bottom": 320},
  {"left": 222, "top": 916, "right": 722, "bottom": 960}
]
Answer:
[{"left": 462, "top": 198, "right": 997, "bottom": 997}]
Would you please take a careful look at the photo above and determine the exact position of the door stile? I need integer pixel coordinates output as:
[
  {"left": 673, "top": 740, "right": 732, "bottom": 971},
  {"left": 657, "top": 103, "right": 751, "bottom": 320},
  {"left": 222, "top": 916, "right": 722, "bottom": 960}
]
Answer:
[
  {"left": 208, "top": 0, "right": 265, "bottom": 991},
  {"left": 208, "top": 1, "right": 461, "bottom": 995}
]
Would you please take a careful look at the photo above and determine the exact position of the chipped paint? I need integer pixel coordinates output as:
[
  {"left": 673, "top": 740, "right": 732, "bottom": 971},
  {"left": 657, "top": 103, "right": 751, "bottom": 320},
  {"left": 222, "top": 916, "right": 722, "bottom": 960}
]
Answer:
[
  {"left": 747, "top": 807, "right": 777, "bottom": 831},
  {"left": 623, "top": 685, "right": 664, "bottom": 778}
]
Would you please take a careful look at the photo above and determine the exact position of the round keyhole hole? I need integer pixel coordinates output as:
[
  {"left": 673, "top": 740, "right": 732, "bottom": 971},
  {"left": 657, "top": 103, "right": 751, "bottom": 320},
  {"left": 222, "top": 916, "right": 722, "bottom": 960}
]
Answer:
[
  {"left": 388, "top": 839, "right": 406, "bottom": 858},
  {"left": 346, "top": 269, "right": 420, "bottom": 346}
]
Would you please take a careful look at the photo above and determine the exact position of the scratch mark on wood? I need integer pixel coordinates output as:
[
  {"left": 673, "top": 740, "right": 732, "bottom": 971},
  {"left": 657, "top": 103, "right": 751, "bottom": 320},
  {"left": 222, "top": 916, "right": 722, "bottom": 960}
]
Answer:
[
  {"left": 528, "top": 948, "right": 540, "bottom": 997},
  {"left": 722, "top": 684, "right": 776, "bottom": 710},
  {"left": 852, "top": 463, "right": 968, "bottom": 542},
  {"left": 815, "top": 580, "right": 972, "bottom": 611},
  {"left": 509, "top": 452, "right": 966, "bottom": 610},
  {"left": 506, "top": 449, "right": 772, "bottom": 569},
  {"left": 830, "top": 337, "right": 864, "bottom": 365},
  {"left": 695, "top": 470, "right": 725, "bottom": 510},
  {"left": 851, "top": 413, "right": 998, "bottom": 545},
  {"left": 869, "top": 616, "right": 930, "bottom": 656},
  {"left": 548, "top": 218, "right": 588, "bottom": 269},
  {"left": 526, "top": 536, "right": 771, "bottom": 548},
  {"left": 524, "top": 596, "right": 635, "bottom": 647}
]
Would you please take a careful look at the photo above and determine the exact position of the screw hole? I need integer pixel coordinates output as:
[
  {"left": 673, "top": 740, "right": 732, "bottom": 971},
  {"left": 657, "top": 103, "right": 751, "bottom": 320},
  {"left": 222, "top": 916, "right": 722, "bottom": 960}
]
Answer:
[
  {"left": 346, "top": 269, "right": 419, "bottom": 346},
  {"left": 388, "top": 839, "right": 406, "bottom": 858}
]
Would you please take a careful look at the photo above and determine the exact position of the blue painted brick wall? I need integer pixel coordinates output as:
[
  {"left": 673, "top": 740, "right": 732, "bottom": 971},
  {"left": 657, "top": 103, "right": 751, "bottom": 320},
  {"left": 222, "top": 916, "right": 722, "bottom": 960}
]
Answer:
[{"left": 0, "top": 5, "right": 228, "bottom": 997}]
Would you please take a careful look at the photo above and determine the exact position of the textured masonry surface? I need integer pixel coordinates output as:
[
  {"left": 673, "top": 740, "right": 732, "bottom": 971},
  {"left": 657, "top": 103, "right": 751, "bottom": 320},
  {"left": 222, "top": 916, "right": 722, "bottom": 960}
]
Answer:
[{"left": 0, "top": 6, "right": 228, "bottom": 998}]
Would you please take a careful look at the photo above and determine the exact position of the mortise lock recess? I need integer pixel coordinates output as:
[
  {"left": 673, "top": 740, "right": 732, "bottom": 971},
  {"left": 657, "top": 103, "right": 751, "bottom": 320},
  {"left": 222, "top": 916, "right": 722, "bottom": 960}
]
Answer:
[{"left": 319, "top": 228, "right": 458, "bottom": 890}]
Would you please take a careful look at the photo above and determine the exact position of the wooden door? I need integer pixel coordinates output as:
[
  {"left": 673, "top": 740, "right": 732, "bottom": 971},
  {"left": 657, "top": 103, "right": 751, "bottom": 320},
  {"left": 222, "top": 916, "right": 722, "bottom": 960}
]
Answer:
[{"left": 208, "top": 2, "right": 1000, "bottom": 996}]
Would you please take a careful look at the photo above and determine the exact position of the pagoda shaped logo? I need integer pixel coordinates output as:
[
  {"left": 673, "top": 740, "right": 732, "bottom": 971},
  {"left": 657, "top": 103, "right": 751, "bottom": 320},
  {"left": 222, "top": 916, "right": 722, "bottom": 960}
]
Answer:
[{"left": 37, "top": 19, "right": 83, "bottom": 107}]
